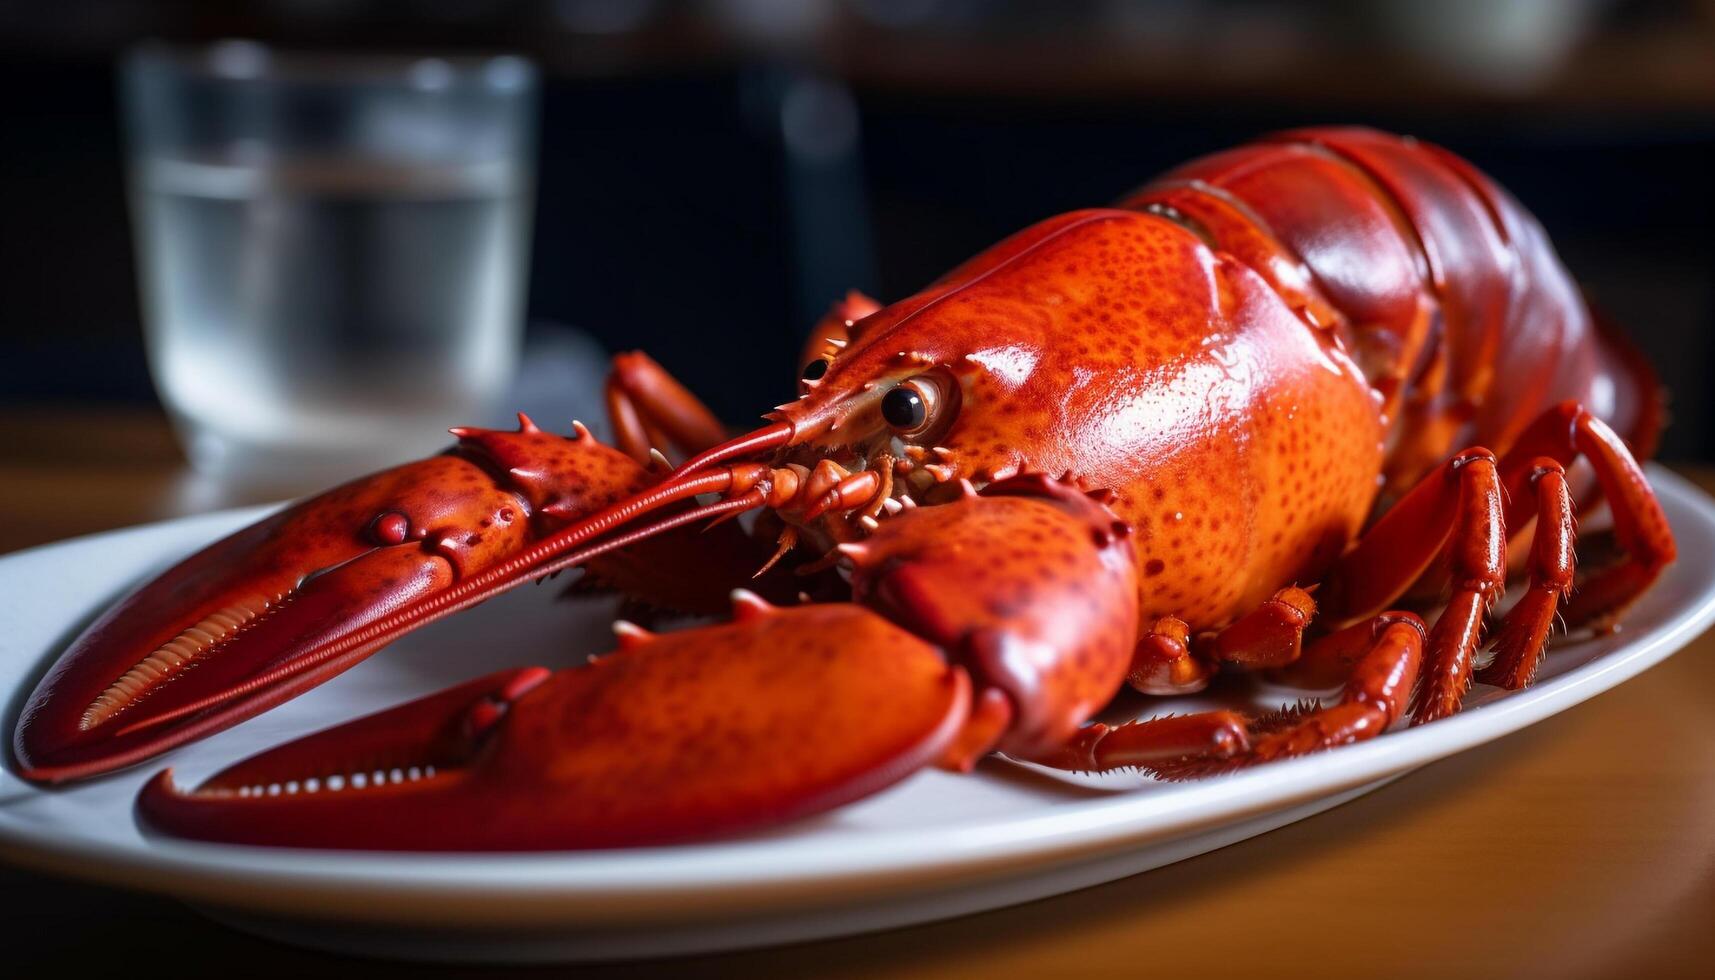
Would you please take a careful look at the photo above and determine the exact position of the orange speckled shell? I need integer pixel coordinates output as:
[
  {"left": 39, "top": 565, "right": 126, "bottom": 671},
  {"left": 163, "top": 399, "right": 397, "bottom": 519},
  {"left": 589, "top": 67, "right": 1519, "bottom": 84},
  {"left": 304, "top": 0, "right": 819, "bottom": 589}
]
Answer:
[
  {"left": 848, "top": 479, "right": 1140, "bottom": 756},
  {"left": 455, "top": 425, "right": 790, "bottom": 613},
  {"left": 142, "top": 606, "right": 970, "bottom": 850},
  {"left": 795, "top": 208, "right": 1384, "bottom": 632},
  {"left": 1123, "top": 128, "right": 1654, "bottom": 487}
]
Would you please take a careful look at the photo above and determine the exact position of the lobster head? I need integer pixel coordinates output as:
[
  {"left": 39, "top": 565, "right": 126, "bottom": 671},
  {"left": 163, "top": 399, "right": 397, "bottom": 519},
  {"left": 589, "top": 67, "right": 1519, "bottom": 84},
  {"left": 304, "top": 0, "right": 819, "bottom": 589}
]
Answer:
[{"left": 754, "top": 208, "right": 1229, "bottom": 522}]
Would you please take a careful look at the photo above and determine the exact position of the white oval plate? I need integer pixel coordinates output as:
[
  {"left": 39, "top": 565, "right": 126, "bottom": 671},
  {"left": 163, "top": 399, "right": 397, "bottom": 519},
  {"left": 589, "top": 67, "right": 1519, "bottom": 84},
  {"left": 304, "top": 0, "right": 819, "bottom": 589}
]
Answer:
[{"left": 2, "top": 466, "right": 1713, "bottom": 963}]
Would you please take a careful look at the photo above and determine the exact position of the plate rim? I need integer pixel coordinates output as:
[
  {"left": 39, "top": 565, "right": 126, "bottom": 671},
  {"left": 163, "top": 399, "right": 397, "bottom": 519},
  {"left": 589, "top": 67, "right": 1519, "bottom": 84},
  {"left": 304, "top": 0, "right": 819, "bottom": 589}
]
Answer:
[{"left": 3, "top": 465, "right": 1713, "bottom": 927}]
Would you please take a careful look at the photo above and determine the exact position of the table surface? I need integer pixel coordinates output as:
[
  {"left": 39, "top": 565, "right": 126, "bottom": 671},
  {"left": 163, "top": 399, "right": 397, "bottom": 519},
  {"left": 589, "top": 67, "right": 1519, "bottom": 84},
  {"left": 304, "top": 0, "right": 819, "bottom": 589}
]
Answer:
[{"left": 2, "top": 407, "right": 1713, "bottom": 978}]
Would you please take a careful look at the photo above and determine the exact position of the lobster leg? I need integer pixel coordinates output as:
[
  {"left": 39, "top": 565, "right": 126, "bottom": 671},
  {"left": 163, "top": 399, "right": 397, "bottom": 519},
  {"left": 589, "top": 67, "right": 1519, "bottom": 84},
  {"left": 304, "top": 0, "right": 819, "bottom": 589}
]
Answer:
[
  {"left": 1126, "top": 616, "right": 1213, "bottom": 695},
  {"left": 1478, "top": 459, "right": 1574, "bottom": 689},
  {"left": 1205, "top": 586, "right": 1319, "bottom": 669},
  {"left": 1242, "top": 614, "right": 1426, "bottom": 766},
  {"left": 1415, "top": 452, "right": 1507, "bottom": 724},
  {"left": 1321, "top": 449, "right": 1507, "bottom": 725},
  {"left": 1026, "top": 713, "right": 1252, "bottom": 773},
  {"left": 604, "top": 351, "right": 727, "bottom": 464},
  {"left": 1143, "top": 613, "right": 1428, "bottom": 778},
  {"left": 605, "top": 292, "right": 883, "bottom": 466},
  {"left": 1493, "top": 401, "right": 1676, "bottom": 629},
  {"left": 1089, "top": 589, "right": 1422, "bottom": 776},
  {"left": 1125, "top": 587, "right": 1315, "bottom": 695},
  {"left": 1046, "top": 606, "right": 1423, "bottom": 777},
  {"left": 1462, "top": 401, "right": 1675, "bottom": 689},
  {"left": 798, "top": 291, "right": 882, "bottom": 371}
]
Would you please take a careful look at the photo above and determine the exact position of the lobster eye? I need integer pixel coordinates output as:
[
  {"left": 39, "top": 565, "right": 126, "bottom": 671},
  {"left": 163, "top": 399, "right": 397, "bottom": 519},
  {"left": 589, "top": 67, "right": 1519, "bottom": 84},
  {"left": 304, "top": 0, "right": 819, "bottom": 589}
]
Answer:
[
  {"left": 801, "top": 358, "right": 829, "bottom": 381},
  {"left": 882, "top": 383, "right": 929, "bottom": 432}
]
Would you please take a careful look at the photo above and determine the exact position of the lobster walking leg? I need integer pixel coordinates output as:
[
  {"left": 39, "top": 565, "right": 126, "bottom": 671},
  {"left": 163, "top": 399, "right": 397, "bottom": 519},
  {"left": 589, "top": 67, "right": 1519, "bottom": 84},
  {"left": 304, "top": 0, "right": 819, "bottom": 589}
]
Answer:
[
  {"left": 1416, "top": 453, "right": 1507, "bottom": 724},
  {"left": 607, "top": 290, "right": 882, "bottom": 466},
  {"left": 1245, "top": 614, "right": 1426, "bottom": 764},
  {"left": 1126, "top": 617, "right": 1211, "bottom": 695},
  {"left": 1125, "top": 587, "right": 1317, "bottom": 695},
  {"left": 1027, "top": 712, "right": 1251, "bottom": 773},
  {"left": 1205, "top": 586, "right": 1319, "bottom": 669},
  {"left": 1463, "top": 402, "right": 1675, "bottom": 688},
  {"left": 1321, "top": 449, "right": 1507, "bottom": 724},
  {"left": 1478, "top": 459, "right": 1575, "bottom": 689},
  {"left": 1142, "top": 613, "right": 1428, "bottom": 778},
  {"left": 798, "top": 291, "right": 882, "bottom": 371},
  {"left": 1495, "top": 401, "right": 1675, "bottom": 628},
  {"left": 604, "top": 350, "right": 727, "bottom": 464}
]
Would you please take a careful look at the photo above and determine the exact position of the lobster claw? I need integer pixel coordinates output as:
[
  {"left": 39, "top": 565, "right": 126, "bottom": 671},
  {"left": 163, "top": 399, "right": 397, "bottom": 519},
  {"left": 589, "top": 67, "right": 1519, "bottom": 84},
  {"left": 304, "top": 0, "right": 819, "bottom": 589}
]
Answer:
[
  {"left": 138, "top": 667, "right": 551, "bottom": 846},
  {"left": 140, "top": 600, "right": 970, "bottom": 850},
  {"left": 14, "top": 419, "right": 692, "bottom": 783},
  {"left": 14, "top": 455, "right": 532, "bottom": 782}
]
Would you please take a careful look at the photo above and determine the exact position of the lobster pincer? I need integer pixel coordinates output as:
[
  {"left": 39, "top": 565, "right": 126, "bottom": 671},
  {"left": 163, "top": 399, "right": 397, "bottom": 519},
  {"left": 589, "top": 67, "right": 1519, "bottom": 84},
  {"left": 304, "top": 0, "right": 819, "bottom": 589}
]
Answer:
[{"left": 14, "top": 416, "right": 787, "bottom": 783}]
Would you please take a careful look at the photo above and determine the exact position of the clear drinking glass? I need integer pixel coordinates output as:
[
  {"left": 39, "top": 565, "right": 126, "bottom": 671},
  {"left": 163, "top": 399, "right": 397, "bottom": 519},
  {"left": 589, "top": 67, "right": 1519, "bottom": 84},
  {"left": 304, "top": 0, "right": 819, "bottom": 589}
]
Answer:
[{"left": 122, "top": 41, "right": 537, "bottom": 482}]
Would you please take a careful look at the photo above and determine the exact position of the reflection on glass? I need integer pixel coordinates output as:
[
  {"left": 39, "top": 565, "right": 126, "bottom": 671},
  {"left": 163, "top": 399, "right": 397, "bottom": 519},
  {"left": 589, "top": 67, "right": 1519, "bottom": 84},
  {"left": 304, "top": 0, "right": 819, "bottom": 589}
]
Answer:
[{"left": 124, "top": 42, "right": 537, "bottom": 480}]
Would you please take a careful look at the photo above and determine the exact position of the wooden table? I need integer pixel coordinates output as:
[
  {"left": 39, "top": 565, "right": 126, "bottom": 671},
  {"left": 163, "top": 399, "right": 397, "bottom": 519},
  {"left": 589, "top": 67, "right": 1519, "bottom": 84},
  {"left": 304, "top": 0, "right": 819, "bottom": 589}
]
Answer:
[{"left": 3, "top": 407, "right": 1712, "bottom": 978}]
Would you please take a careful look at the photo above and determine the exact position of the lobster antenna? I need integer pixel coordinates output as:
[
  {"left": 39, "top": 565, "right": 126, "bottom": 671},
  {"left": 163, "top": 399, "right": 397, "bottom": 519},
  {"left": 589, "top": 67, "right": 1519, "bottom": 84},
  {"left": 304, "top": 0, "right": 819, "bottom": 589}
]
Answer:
[{"left": 673, "top": 421, "right": 794, "bottom": 477}]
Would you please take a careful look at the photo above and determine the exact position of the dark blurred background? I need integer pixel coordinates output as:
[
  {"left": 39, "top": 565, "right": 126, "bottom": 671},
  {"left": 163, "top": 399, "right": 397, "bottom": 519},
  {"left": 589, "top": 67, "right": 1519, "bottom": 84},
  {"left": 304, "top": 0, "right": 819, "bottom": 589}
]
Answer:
[{"left": 2, "top": 0, "right": 1712, "bottom": 456}]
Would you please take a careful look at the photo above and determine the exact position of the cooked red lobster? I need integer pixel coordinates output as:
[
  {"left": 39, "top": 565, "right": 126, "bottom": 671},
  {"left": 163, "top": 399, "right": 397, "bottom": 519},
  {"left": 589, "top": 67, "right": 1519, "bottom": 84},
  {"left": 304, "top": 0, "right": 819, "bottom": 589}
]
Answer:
[{"left": 13, "top": 127, "right": 1675, "bottom": 850}]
